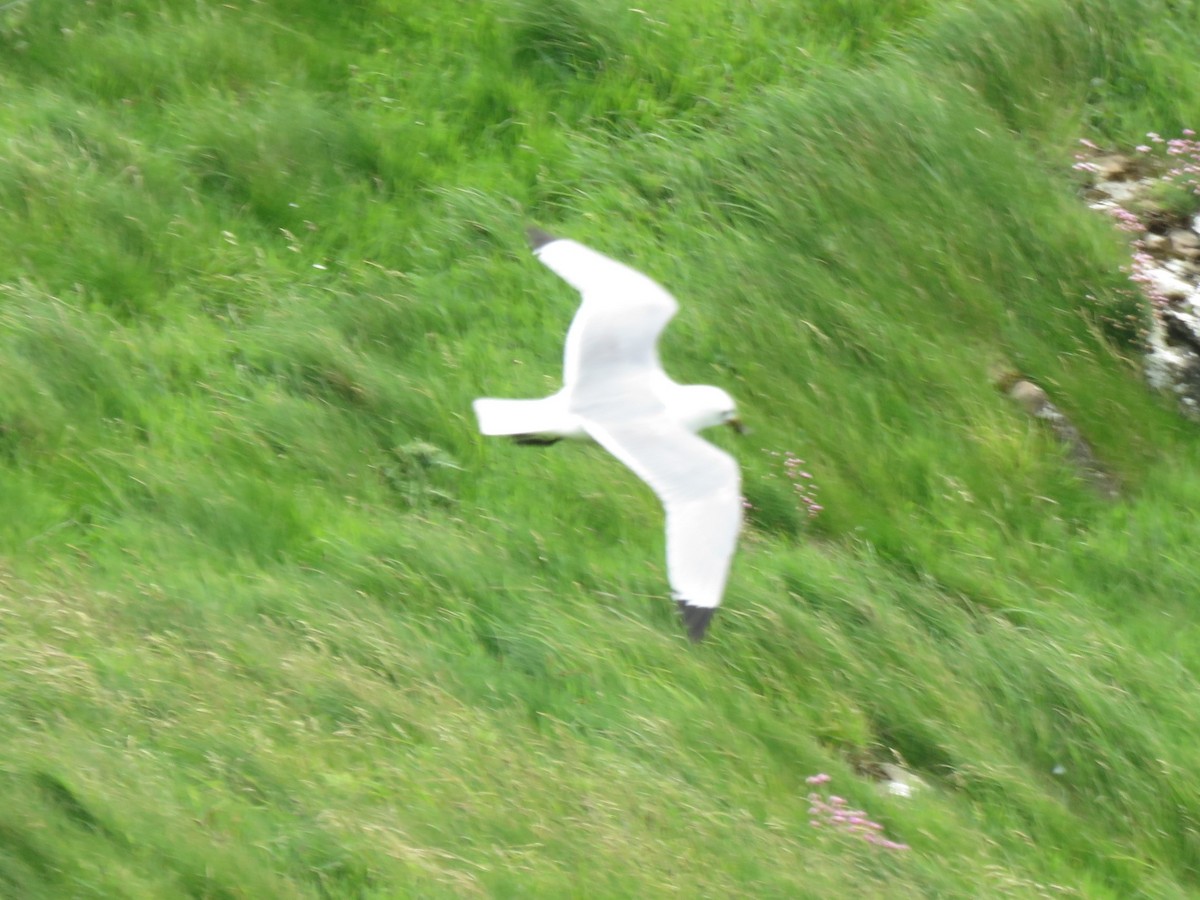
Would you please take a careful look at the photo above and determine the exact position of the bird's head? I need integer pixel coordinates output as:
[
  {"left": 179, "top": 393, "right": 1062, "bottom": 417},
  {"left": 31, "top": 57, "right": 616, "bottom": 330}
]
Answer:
[{"left": 678, "top": 385, "right": 744, "bottom": 434}]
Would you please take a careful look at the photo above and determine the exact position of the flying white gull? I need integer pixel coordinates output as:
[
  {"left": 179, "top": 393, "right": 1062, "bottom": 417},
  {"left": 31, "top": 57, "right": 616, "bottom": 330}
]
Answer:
[{"left": 473, "top": 228, "right": 743, "bottom": 641}]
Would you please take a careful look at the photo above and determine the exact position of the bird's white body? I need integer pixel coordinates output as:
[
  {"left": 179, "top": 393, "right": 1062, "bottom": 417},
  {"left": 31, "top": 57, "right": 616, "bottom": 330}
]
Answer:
[
  {"left": 474, "top": 380, "right": 734, "bottom": 443},
  {"left": 473, "top": 230, "right": 742, "bottom": 641}
]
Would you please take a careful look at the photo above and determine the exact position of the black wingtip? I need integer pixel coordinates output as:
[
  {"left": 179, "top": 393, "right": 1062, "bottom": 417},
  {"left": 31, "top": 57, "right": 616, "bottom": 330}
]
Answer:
[
  {"left": 526, "top": 227, "right": 557, "bottom": 251},
  {"left": 510, "top": 434, "right": 562, "bottom": 446},
  {"left": 677, "top": 601, "right": 716, "bottom": 643}
]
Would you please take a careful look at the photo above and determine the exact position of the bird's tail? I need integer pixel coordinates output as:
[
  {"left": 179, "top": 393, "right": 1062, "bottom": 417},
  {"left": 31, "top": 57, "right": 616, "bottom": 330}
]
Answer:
[{"left": 473, "top": 396, "right": 572, "bottom": 440}]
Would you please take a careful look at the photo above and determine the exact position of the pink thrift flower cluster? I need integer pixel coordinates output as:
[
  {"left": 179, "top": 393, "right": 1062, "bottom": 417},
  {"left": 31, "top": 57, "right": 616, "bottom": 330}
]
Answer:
[
  {"left": 806, "top": 773, "right": 910, "bottom": 851},
  {"left": 1156, "top": 129, "right": 1200, "bottom": 196},
  {"left": 767, "top": 449, "right": 823, "bottom": 518}
]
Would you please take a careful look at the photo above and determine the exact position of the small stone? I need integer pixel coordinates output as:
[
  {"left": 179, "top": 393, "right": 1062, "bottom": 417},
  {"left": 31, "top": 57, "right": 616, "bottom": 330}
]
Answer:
[
  {"left": 1143, "top": 233, "right": 1169, "bottom": 254},
  {"left": 1092, "top": 154, "right": 1131, "bottom": 180},
  {"left": 1008, "top": 379, "right": 1049, "bottom": 416},
  {"left": 1093, "top": 180, "right": 1140, "bottom": 204},
  {"left": 1169, "top": 229, "right": 1200, "bottom": 254}
]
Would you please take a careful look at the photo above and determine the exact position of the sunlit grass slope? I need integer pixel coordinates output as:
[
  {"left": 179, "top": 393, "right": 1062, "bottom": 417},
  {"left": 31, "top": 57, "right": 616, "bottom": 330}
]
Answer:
[{"left": 3, "top": 0, "right": 1200, "bottom": 895}]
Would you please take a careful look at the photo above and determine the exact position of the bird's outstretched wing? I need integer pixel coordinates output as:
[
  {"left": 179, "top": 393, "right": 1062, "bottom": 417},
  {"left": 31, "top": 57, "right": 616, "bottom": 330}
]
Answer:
[
  {"left": 581, "top": 414, "right": 742, "bottom": 642},
  {"left": 527, "top": 230, "right": 678, "bottom": 404}
]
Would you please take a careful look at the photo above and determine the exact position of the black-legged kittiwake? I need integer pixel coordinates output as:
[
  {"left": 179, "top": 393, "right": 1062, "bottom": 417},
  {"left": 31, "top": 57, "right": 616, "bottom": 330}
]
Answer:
[{"left": 473, "top": 228, "right": 743, "bottom": 641}]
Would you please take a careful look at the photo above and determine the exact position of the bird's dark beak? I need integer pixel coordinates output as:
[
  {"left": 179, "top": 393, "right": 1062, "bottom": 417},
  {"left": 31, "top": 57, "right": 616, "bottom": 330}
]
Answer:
[{"left": 727, "top": 417, "right": 747, "bottom": 435}]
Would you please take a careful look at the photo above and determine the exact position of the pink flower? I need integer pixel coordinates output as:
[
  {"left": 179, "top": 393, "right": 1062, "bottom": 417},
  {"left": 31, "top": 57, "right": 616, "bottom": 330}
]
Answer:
[{"left": 805, "top": 774, "right": 909, "bottom": 851}]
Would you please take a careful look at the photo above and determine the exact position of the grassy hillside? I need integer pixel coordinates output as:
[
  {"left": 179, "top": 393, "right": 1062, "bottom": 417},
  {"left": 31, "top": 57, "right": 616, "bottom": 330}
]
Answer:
[{"left": 3, "top": 0, "right": 1200, "bottom": 895}]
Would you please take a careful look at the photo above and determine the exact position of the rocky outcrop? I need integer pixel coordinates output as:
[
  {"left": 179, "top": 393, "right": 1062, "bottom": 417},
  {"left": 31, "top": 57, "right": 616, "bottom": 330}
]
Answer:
[{"left": 1075, "top": 138, "right": 1200, "bottom": 418}]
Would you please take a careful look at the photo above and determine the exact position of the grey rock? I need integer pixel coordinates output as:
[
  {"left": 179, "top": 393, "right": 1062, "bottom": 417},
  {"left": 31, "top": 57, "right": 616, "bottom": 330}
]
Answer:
[
  {"left": 1093, "top": 180, "right": 1141, "bottom": 204},
  {"left": 1092, "top": 154, "right": 1132, "bottom": 181},
  {"left": 1008, "top": 379, "right": 1049, "bottom": 416},
  {"left": 1169, "top": 228, "right": 1200, "bottom": 258},
  {"left": 1005, "top": 379, "right": 1120, "bottom": 497},
  {"left": 1143, "top": 232, "right": 1169, "bottom": 254}
]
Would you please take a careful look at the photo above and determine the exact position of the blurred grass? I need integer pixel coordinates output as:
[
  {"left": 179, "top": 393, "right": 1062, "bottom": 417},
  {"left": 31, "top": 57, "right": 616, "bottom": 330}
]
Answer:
[{"left": 2, "top": 0, "right": 1200, "bottom": 895}]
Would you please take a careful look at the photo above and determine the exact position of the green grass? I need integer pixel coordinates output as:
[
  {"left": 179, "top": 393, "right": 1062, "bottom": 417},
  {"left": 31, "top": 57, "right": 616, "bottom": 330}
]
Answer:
[{"left": 3, "top": 0, "right": 1200, "bottom": 895}]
